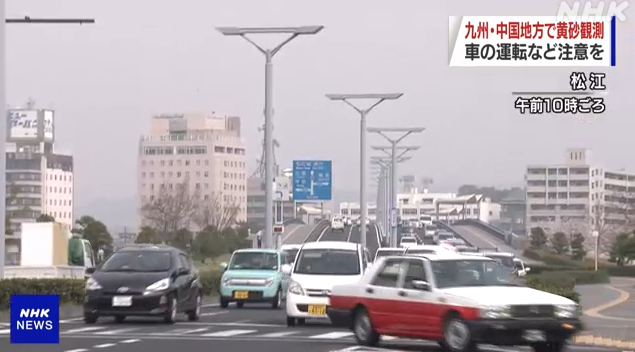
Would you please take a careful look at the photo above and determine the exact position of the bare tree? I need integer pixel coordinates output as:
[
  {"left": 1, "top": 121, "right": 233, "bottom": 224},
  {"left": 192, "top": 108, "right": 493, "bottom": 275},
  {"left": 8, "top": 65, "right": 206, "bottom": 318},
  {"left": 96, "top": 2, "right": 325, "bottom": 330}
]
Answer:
[
  {"left": 195, "top": 191, "right": 240, "bottom": 230},
  {"left": 141, "top": 180, "right": 199, "bottom": 241}
]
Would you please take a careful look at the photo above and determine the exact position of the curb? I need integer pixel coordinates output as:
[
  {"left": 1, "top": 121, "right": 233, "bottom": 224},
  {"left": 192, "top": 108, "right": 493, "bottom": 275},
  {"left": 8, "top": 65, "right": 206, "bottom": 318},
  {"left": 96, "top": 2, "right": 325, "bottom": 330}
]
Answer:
[{"left": 573, "top": 335, "right": 635, "bottom": 349}]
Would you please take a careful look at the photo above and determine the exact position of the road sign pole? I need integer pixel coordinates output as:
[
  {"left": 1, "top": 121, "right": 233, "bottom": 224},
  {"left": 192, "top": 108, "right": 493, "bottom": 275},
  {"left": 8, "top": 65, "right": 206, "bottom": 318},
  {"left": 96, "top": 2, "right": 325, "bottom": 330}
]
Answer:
[{"left": 359, "top": 110, "right": 368, "bottom": 250}]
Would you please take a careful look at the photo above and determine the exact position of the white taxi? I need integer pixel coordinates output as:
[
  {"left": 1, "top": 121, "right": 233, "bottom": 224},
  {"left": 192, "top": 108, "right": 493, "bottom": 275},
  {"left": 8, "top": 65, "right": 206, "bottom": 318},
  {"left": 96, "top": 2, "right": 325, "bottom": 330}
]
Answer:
[
  {"left": 327, "top": 254, "right": 582, "bottom": 352},
  {"left": 283, "top": 241, "right": 367, "bottom": 326},
  {"left": 331, "top": 217, "right": 345, "bottom": 231}
]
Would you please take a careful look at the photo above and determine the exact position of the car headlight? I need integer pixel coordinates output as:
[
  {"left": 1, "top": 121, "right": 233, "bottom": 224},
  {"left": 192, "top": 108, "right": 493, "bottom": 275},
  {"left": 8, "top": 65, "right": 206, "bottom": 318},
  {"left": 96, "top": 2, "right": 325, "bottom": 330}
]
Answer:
[
  {"left": 145, "top": 278, "right": 170, "bottom": 293},
  {"left": 222, "top": 277, "right": 232, "bottom": 286},
  {"left": 555, "top": 304, "right": 580, "bottom": 318},
  {"left": 264, "top": 277, "right": 275, "bottom": 286},
  {"left": 479, "top": 305, "right": 511, "bottom": 319},
  {"left": 288, "top": 280, "right": 305, "bottom": 295},
  {"left": 85, "top": 277, "right": 102, "bottom": 291}
]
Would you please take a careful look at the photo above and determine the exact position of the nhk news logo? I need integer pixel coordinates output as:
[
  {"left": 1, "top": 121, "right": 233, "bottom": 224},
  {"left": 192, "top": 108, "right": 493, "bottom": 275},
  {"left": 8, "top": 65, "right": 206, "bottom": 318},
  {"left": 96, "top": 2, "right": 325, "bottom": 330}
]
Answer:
[
  {"left": 10, "top": 294, "right": 60, "bottom": 344},
  {"left": 557, "top": 1, "right": 630, "bottom": 22},
  {"left": 448, "top": 16, "right": 617, "bottom": 67}
]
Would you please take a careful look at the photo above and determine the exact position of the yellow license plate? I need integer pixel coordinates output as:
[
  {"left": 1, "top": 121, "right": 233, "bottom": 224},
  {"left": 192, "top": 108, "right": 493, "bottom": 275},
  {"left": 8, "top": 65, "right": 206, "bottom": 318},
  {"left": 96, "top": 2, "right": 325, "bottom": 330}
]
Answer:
[
  {"left": 308, "top": 305, "right": 326, "bottom": 315},
  {"left": 233, "top": 291, "right": 249, "bottom": 299}
]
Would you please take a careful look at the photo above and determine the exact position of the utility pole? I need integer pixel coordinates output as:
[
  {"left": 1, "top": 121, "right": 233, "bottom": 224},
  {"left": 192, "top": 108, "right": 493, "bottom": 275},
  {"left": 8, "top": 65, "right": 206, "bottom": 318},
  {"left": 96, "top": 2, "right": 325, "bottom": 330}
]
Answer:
[
  {"left": 0, "top": 6, "right": 95, "bottom": 279},
  {"left": 325, "top": 93, "right": 403, "bottom": 249},
  {"left": 371, "top": 156, "right": 412, "bottom": 246}
]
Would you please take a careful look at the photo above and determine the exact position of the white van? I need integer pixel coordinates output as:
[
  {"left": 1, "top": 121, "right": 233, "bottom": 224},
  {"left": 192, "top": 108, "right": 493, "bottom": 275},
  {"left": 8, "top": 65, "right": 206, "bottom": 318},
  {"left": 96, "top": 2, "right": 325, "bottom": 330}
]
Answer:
[{"left": 331, "top": 217, "right": 345, "bottom": 231}]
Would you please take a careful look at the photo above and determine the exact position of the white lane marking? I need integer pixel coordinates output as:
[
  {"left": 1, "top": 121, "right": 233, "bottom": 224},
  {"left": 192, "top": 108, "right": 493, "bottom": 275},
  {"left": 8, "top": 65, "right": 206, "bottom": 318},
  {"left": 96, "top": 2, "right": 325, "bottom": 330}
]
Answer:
[
  {"left": 180, "top": 328, "right": 210, "bottom": 334},
  {"left": 160, "top": 329, "right": 189, "bottom": 335},
  {"left": 64, "top": 349, "right": 89, "bottom": 352},
  {"left": 60, "top": 317, "right": 84, "bottom": 323},
  {"left": 95, "top": 328, "right": 138, "bottom": 335},
  {"left": 282, "top": 224, "right": 304, "bottom": 242},
  {"left": 200, "top": 311, "right": 229, "bottom": 316},
  {"left": 374, "top": 224, "right": 382, "bottom": 246},
  {"left": 63, "top": 326, "right": 107, "bottom": 334},
  {"left": 309, "top": 331, "right": 354, "bottom": 339},
  {"left": 0, "top": 329, "right": 10, "bottom": 334},
  {"left": 316, "top": 226, "right": 330, "bottom": 241},
  {"left": 346, "top": 225, "right": 354, "bottom": 242},
  {"left": 119, "top": 339, "right": 140, "bottom": 344},
  {"left": 93, "top": 344, "right": 116, "bottom": 348},
  {"left": 200, "top": 329, "right": 257, "bottom": 337},
  {"left": 257, "top": 331, "right": 299, "bottom": 337}
]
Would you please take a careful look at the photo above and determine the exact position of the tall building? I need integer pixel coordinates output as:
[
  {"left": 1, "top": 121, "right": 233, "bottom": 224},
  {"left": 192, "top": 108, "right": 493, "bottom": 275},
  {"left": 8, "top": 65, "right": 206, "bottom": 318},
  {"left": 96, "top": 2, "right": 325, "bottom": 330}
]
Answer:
[
  {"left": 4, "top": 108, "right": 74, "bottom": 264},
  {"left": 525, "top": 148, "right": 635, "bottom": 238},
  {"left": 137, "top": 113, "right": 247, "bottom": 229}
]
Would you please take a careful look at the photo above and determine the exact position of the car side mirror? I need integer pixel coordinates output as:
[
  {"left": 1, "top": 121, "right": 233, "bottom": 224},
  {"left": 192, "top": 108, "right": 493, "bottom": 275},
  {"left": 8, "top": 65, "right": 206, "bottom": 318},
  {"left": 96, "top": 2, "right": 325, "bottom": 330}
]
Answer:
[
  {"left": 85, "top": 267, "right": 96, "bottom": 275},
  {"left": 220, "top": 262, "right": 228, "bottom": 271},
  {"left": 178, "top": 267, "right": 191, "bottom": 276},
  {"left": 281, "top": 264, "right": 291, "bottom": 274},
  {"left": 411, "top": 280, "right": 431, "bottom": 291}
]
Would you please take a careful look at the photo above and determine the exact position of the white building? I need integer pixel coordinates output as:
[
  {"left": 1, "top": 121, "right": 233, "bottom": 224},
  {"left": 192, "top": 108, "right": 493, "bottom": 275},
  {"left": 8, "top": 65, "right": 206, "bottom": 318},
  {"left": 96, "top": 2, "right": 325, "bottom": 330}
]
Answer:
[
  {"left": 4, "top": 108, "right": 74, "bottom": 265},
  {"left": 525, "top": 148, "right": 635, "bottom": 235},
  {"left": 339, "top": 191, "right": 501, "bottom": 223}
]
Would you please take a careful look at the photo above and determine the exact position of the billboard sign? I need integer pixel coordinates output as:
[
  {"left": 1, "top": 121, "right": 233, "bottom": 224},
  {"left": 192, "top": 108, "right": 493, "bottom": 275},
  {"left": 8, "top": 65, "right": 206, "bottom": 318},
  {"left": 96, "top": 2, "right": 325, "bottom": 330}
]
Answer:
[
  {"left": 292, "top": 160, "right": 332, "bottom": 201},
  {"left": 274, "top": 176, "right": 291, "bottom": 201},
  {"left": 6, "top": 109, "right": 55, "bottom": 142},
  {"left": 43, "top": 110, "right": 54, "bottom": 141}
]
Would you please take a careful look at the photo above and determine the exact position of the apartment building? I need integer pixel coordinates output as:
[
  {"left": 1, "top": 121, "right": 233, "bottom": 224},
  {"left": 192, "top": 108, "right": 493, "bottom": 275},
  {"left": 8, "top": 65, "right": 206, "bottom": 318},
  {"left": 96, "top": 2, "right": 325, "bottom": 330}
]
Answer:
[
  {"left": 137, "top": 113, "right": 247, "bottom": 228},
  {"left": 525, "top": 148, "right": 635, "bottom": 235}
]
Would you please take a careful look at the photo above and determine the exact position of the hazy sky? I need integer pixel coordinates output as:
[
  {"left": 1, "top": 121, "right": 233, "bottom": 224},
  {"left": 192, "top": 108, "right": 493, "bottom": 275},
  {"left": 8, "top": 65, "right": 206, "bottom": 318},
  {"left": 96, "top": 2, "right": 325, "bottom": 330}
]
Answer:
[{"left": 6, "top": 0, "right": 634, "bottom": 227}]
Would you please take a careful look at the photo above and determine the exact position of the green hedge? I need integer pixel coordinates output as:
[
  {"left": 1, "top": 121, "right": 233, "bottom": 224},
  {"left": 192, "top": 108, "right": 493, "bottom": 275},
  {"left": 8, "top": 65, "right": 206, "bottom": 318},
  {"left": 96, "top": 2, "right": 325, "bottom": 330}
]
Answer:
[
  {"left": 525, "top": 274, "right": 580, "bottom": 303},
  {"left": 524, "top": 248, "right": 635, "bottom": 278},
  {"left": 0, "top": 270, "right": 225, "bottom": 310}
]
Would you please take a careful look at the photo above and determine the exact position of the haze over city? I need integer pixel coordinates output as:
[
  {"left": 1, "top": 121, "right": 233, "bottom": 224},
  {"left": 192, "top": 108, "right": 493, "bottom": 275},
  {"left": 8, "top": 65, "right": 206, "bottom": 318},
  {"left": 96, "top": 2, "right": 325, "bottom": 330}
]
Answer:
[{"left": 6, "top": 0, "right": 634, "bottom": 229}]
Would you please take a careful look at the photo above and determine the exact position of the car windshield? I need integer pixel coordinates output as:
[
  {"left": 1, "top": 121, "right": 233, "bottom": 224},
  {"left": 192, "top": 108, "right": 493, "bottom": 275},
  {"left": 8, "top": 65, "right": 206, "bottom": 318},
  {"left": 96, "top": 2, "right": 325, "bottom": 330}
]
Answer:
[
  {"left": 406, "top": 248, "right": 436, "bottom": 255},
  {"left": 432, "top": 259, "right": 516, "bottom": 288},
  {"left": 229, "top": 252, "right": 278, "bottom": 270},
  {"left": 294, "top": 248, "right": 360, "bottom": 275},
  {"left": 401, "top": 237, "right": 417, "bottom": 244},
  {"left": 284, "top": 249, "right": 299, "bottom": 262},
  {"left": 482, "top": 254, "right": 514, "bottom": 268},
  {"left": 375, "top": 249, "right": 404, "bottom": 260},
  {"left": 100, "top": 251, "right": 171, "bottom": 272}
]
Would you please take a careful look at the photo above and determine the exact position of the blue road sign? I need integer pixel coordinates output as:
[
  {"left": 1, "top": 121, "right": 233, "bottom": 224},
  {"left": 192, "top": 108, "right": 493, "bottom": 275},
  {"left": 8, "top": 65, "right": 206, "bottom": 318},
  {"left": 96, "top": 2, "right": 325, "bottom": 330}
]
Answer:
[{"left": 292, "top": 160, "right": 332, "bottom": 201}]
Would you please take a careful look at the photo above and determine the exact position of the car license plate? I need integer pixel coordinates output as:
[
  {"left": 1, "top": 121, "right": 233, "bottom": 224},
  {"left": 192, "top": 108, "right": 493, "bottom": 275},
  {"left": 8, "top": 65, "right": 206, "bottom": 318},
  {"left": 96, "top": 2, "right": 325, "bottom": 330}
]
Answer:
[
  {"left": 308, "top": 305, "right": 326, "bottom": 315},
  {"left": 522, "top": 330, "right": 546, "bottom": 342},
  {"left": 112, "top": 296, "right": 132, "bottom": 307},
  {"left": 233, "top": 291, "right": 249, "bottom": 299}
]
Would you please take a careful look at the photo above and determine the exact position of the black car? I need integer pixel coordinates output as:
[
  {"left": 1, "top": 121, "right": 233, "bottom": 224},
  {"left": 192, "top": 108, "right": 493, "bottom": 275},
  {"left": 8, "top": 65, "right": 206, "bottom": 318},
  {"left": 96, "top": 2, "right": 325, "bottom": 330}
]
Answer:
[{"left": 83, "top": 244, "right": 202, "bottom": 324}]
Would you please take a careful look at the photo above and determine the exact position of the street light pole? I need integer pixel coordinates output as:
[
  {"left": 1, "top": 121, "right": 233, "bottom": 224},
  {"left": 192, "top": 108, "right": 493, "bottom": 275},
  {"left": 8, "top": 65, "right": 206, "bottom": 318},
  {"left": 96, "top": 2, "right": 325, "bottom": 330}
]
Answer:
[
  {"left": 0, "top": 7, "right": 95, "bottom": 279},
  {"left": 326, "top": 93, "right": 403, "bottom": 250},
  {"left": 371, "top": 144, "right": 420, "bottom": 247},
  {"left": 371, "top": 156, "right": 412, "bottom": 246},
  {"left": 218, "top": 26, "right": 323, "bottom": 249}
]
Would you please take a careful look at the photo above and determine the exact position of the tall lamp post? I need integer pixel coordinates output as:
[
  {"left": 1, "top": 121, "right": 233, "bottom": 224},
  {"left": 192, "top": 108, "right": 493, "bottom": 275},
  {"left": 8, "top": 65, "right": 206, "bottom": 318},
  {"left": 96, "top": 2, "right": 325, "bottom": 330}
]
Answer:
[
  {"left": 371, "top": 156, "right": 411, "bottom": 246},
  {"left": 371, "top": 145, "right": 420, "bottom": 246},
  {"left": 325, "top": 93, "right": 403, "bottom": 249},
  {"left": 0, "top": 8, "right": 95, "bottom": 279},
  {"left": 217, "top": 26, "right": 323, "bottom": 249},
  {"left": 592, "top": 230, "right": 599, "bottom": 271}
]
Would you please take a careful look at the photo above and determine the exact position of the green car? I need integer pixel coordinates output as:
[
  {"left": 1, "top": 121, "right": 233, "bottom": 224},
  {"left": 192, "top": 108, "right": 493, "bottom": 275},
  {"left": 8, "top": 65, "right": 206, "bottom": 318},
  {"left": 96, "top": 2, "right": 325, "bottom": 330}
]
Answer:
[{"left": 219, "top": 249, "right": 291, "bottom": 308}]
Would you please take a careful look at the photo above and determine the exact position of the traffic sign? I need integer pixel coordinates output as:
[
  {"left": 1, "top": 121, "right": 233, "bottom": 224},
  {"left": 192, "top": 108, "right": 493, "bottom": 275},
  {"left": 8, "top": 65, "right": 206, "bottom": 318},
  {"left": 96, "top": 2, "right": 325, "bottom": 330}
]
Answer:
[
  {"left": 274, "top": 176, "right": 291, "bottom": 201},
  {"left": 273, "top": 225, "right": 284, "bottom": 234},
  {"left": 292, "top": 160, "right": 332, "bottom": 201},
  {"left": 390, "top": 208, "right": 398, "bottom": 228}
]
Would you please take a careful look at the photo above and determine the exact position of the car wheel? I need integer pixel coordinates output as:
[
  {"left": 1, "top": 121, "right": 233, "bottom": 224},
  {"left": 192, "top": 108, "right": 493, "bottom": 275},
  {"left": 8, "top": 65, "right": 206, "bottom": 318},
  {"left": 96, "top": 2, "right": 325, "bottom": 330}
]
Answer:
[
  {"left": 163, "top": 296, "right": 177, "bottom": 324},
  {"left": 352, "top": 306, "right": 379, "bottom": 346},
  {"left": 532, "top": 342, "right": 566, "bottom": 352},
  {"left": 440, "top": 314, "right": 476, "bottom": 352},
  {"left": 114, "top": 315, "right": 126, "bottom": 323},
  {"left": 236, "top": 301, "right": 245, "bottom": 308},
  {"left": 271, "top": 287, "right": 282, "bottom": 309},
  {"left": 220, "top": 297, "right": 229, "bottom": 308},
  {"left": 83, "top": 313, "right": 98, "bottom": 324},
  {"left": 187, "top": 295, "right": 202, "bottom": 321},
  {"left": 286, "top": 316, "right": 296, "bottom": 327},
  {"left": 297, "top": 318, "right": 306, "bottom": 325}
]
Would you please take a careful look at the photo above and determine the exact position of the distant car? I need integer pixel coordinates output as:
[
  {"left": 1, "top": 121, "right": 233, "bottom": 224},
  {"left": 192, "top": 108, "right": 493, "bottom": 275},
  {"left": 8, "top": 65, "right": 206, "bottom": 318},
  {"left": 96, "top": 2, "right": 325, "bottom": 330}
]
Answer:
[
  {"left": 342, "top": 217, "right": 352, "bottom": 226},
  {"left": 373, "top": 247, "right": 406, "bottom": 262},
  {"left": 399, "top": 236, "right": 418, "bottom": 248},
  {"left": 83, "top": 244, "right": 202, "bottom": 324},
  {"left": 219, "top": 249, "right": 290, "bottom": 309},
  {"left": 331, "top": 217, "right": 345, "bottom": 231},
  {"left": 327, "top": 255, "right": 582, "bottom": 350},
  {"left": 443, "top": 238, "right": 466, "bottom": 246},
  {"left": 434, "top": 231, "right": 454, "bottom": 244},
  {"left": 424, "top": 224, "right": 437, "bottom": 238}
]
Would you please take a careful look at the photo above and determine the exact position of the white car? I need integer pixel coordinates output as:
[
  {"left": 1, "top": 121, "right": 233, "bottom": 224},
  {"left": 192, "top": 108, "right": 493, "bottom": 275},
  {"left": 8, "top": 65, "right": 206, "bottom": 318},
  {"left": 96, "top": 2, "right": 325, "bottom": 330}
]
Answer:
[
  {"left": 283, "top": 241, "right": 367, "bottom": 326},
  {"left": 331, "top": 217, "right": 345, "bottom": 231},
  {"left": 424, "top": 224, "right": 437, "bottom": 238},
  {"left": 434, "top": 231, "right": 455, "bottom": 244},
  {"left": 399, "top": 236, "right": 418, "bottom": 248},
  {"left": 327, "top": 254, "right": 582, "bottom": 351},
  {"left": 514, "top": 258, "right": 531, "bottom": 277}
]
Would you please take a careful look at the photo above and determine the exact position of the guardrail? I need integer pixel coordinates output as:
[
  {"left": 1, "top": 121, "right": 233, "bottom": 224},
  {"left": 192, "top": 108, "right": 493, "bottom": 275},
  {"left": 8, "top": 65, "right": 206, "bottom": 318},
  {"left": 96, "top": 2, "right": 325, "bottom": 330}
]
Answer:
[
  {"left": 434, "top": 221, "right": 474, "bottom": 247},
  {"left": 303, "top": 220, "right": 330, "bottom": 243},
  {"left": 453, "top": 219, "right": 515, "bottom": 242}
]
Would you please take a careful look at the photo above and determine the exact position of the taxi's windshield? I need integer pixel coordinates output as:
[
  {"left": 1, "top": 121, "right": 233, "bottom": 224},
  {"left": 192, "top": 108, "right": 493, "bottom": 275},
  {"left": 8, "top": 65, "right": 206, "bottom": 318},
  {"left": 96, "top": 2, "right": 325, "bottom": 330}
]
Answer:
[
  {"left": 294, "top": 248, "right": 360, "bottom": 275},
  {"left": 229, "top": 252, "right": 278, "bottom": 270},
  {"left": 432, "top": 259, "right": 515, "bottom": 288}
]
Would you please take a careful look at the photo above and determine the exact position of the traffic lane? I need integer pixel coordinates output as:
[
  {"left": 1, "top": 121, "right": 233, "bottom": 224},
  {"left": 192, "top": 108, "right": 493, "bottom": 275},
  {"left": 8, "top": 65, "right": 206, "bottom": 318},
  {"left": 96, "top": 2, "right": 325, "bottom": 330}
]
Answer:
[
  {"left": 128, "top": 339, "right": 350, "bottom": 352},
  {"left": 450, "top": 225, "right": 537, "bottom": 263},
  {"left": 576, "top": 284, "right": 621, "bottom": 311},
  {"left": 318, "top": 227, "right": 348, "bottom": 242},
  {"left": 366, "top": 225, "right": 380, "bottom": 254},
  {"left": 283, "top": 224, "right": 316, "bottom": 244},
  {"left": 0, "top": 337, "right": 142, "bottom": 352},
  {"left": 347, "top": 226, "right": 360, "bottom": 243}
]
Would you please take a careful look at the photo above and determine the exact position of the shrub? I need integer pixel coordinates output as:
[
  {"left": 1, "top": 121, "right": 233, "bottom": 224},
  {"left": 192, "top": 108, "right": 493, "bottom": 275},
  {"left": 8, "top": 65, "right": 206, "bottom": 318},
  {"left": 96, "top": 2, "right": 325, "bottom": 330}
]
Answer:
[
  {"left": 522, "top": 249, "right": 543, "bottom": 261},
  {"left": 525, "top": 274, "right": 580, "bottom": 303},
  {"left": 0, "top": 278, "right": 85, "bottom": 309},
  {"left": 605, "top": 266, "right": 635, "bottom": 277},
  {"left": 199, "top": 269, "right": 223, "bottom": 296}
]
